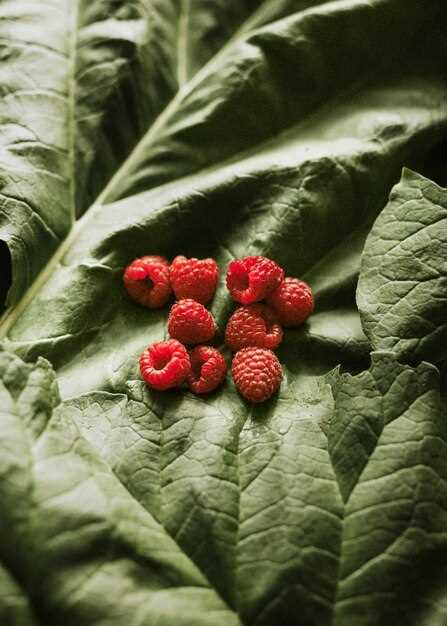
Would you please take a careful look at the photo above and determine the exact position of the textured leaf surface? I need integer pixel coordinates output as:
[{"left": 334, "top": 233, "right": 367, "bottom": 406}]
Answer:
[
  {"left": 4, "top": 79, "right": 447, "bottom": 398},
  {"left": 0, "top": 565, "right": 37, "bottom": 626},
  {"left": 329, "top": 353, "right": 447, "bottom": 626},
  {"left": 0, "top": 0, "right": 273, "bottom": 306},
  {"left": 1, "top": 0, "right": 447, "bottom": 309},
  {"left": 0, "top": 1, "right": 447, "bottom": 624},
  {"left": 2, "top": 348, "right": 447, "bottom": 625},
  {"left": 0, "top": 348, "right": 241, "bottom": 626},
  {"left": 357, "top": 169, "right": 447, "bottom": 363},
  {"left": 0, "top": 0, "right": 156, "bottom": 305}
]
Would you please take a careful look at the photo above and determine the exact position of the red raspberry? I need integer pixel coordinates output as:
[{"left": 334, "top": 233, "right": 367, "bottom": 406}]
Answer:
[
  {"left": 143, "top": 255, "right": 169, "bottom": 267},
  {"left": 170, "top": 255, "right": 219, "bottom": 304},
  {"left": 187, "top": 346, "right": 227, "bottom": 394},
  {"left": 226, "top": 256, "right": 284, "bottom": 304},
  {"left": 266, "top": 278, "right": 314, "bottom": 326},
  {"left": 124, "top": 256, "right": 172, "bottom": 309},
  {"left": 139, "top": 339, "right": 191, "bottom": 391},
  {"left": 232, "top": 347, "right": 282, "bottom": 403},
  {"left": 225, "top": 304, "right": 283, "bottom": 351},
  {"left": 168, "top": 299, "right": 216, "bottom": 345}
]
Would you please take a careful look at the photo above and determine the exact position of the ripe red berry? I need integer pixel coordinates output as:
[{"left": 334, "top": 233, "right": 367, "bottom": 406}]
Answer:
[
  {"left": 139, "top": 339, "right": 191, "bottom": 391},
  {"left": 266, "top": 277, "right": 314, "bottom": 326},
  {"left": 168, "top": 299, "right": 216, "bottom": 345},
  {"left": 187, "top": 346, "right": 227, "bottom": 394},
  {"left": 226, "top": 256, "right": 284, "bottom": 304},
  {"left": 124, "top": 256, "right": 172, "bottom": 309},
  {"left": 170, "top": 255, "right": 219, "bottom": 304},
  {"left": 225, "top": 304, "right": 283, "bottom": 351},
  {"left": 143, "top": 255, "right": 169, "bottom": 267},
  {"left": 232, "top": 347, "right": 282, "bottom": 403}
]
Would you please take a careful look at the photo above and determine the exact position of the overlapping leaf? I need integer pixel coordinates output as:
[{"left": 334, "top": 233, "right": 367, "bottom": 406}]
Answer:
[
  {"left": 1, "top": 0, "right": 447, "bottom": 311},
  {"left": 0, "top": 0, "right": 276, "bottom": 306},
  {"left": 2, "top": 347, "right": 447, "bottom": 625},
  {"left": 4, "top": 76, "right": 447, "bottom": 397},
  {"left": 0, "top": 348, "right": 241, "bottom": 626},
  {"left": 357, "top": 169, "right": 447, "bottom": 363},
  {"left": 1, "top": 1, "right": 447, "bottom": 624}
]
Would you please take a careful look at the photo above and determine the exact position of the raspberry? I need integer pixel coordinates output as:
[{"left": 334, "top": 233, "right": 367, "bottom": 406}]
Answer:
[
  {"left": 225, "top": 304, "right": 283, "bottom": 351},
  {"left": 187, "top": 346, "right": 227, "bottom": 394},
  {"left": 226, "top": 256, "right": 284, "bottom": 304},
  {"left": 124, "top": 256, "right": 172, "bottom": 309},
  {"left": 266, "top": 277, "right": 314, "bottom": 326},
  {"left": 232, "top": 347, "right": 282, "bottom": 403},
  {"left": 142, "top": 255, "right": 169, "bottom": 267},
  {"left": 168, "top": 299, "right": 216, "bottom": 345},
  {"left": 170, "top": 255, "right": 219, "bottom": 304},
  {"left": 139, "top": 339, "right": 191, "bottom": 391}
]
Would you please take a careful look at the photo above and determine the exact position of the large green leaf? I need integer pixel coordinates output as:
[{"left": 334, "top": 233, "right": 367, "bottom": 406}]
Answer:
[
  {"left": 1, "top": 0, "right": 447, "bottom": 310},
  {"left": 0, "top": 348, "right": 241, "bottom": 626},
  {"left": 0, "top": 0, "right": 279, "bottom": 307},
  {"left": 0, "top": 0, "right": 152, "bottom": 305},
  {"left": 1, "top": 1, "right": 447, "bottom": 624},
  {"left": 3, "top": 75, "right": 447, "bottom": 396},
  {"left": 2, "top": 348, "right": 447, "bottom": 625},
  {"left": 357, "top": 169, "right": 447, "bottom": 363}
]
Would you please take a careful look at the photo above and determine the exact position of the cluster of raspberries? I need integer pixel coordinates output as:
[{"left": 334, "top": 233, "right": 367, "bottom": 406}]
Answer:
[{"left": 123, "top": 254, "right": 314, "bottom": 403}]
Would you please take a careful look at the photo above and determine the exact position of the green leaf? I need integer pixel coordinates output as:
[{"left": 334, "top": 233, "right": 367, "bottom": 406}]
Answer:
[
  {"left": 357, "top": 169, "right": 447, "bottom": 363},
  {"left": 0, "top": 565, "right": 37, "bottom": 626},
  {"left": 2, "top": 348, "right": 447, "bottom": 624},
  {"left": 1, "top": 0, "right": 447, "bottom": 310},
  {"left": 3, "top": 76, "right": 447, "bottom": 396},
  {"left": 330, "top": 353, "right": 447, "bottom": 626},
  {"left": 0, "top": 0, "right": 271, "bottom": 307},
  {"left": 0, "top": 348, "right": 241, "bottom": 626},
  {"left": 0, "top": 1, "right": 150, "bottom": 305},
  {"left": 1, "top": 2, "right": 447, "bottom": 623}
]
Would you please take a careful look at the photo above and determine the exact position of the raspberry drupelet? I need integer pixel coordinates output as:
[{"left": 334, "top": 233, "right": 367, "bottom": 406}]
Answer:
[
  {"left": 226, "top": 256, "right": 284, "bottom": 304},
  {"left": 267, "top": 277, "right": 314, "bottom": 326},
  {"left": 141, "top": 255, "right": 169, "bottom": 267},
  {"left": 232, "top": 347, "right": 282, "bottom": 403},
  {"left": 124, "top": 255, "right": 172, "bottom": 309},
  {"left": 187, "top": 346, "right": 227, "bottom": 394},
  {"left": 168, "top": 299, "right": 216, "bottom": 345},
  {"left": 170, "top": 255, "right": 219, "bottom": 305},
  {"left": 225, "top": 303, "right": 283, "bottom": 351},
  {"left": 139, "top": 339, "right": 191, "bottom": 390}
]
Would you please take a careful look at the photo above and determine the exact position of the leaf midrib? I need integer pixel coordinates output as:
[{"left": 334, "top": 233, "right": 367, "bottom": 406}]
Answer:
[
  {"left": 176, "top": 0, "right": 191, "bottom": 87},
  {"left": 67, "top": 0, "right": 79, "bottom": 226}
]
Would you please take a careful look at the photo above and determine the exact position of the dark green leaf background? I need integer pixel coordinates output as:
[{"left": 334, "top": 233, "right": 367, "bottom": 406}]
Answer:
[{"left": 1, "top": 1, "right": 447, "bottom": 624}]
